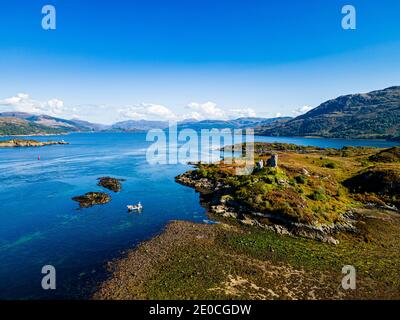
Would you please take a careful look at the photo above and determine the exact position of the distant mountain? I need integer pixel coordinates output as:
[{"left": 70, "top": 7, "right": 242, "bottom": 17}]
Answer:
[
  {"left": 68, "top": 119, "right": 109, "bottom": 131},
  {"left": 111, "top": 120, "right": 169, "bottom": 131},
  {"left": 177, "top": 117, "right": 291, "bottom": 130},
  {"left": 0, "top": 112, "right": 103, "bottom": 135},
  {"left": 0, "top": 117, "right": 65, "bottom": 136},
  {"left": 110, "top": 117, "right": 291, "bottom": 132},
  {"left": 0, "top": 113, "right": 290, "bottom": 136},
  {"left": 257, "top": 86, "right": 400, "bottom": 140},
  {"left": 235, "top": 117, "right": 292, "bottom": 127}
]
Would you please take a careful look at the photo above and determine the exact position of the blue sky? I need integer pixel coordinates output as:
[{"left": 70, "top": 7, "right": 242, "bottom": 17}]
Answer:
[{"left": 0, "top": 0, "right": 399, "bottom": 124}]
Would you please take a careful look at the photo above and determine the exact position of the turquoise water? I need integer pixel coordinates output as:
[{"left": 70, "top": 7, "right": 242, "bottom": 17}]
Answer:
[
  {"left": 0, "top": 132, "right": 207, "bottom": 299},
  {"left": 0, "top": 132, "right": 398, "bottom": 299}
]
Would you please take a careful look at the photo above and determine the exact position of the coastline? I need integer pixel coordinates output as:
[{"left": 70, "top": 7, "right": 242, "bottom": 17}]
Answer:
[
  {"left": 93, "top": 206, "right": 400, "bottom": 300},
  {"left": 0, "top": 132, "right": 70, "bottom": 138},
  {"left": 94, "top": 144, "right": 400, "bottom": 300},
  {"left": 93, "top": 219, "right": 349, "bottom": 300},
  {"left": 253, "top": 133, "right": 399, "bottom": 142},
  {"left": 0, "top": 139, "right": 69, "bottom": 148},
  {"left": 0, "top": 130, "right": 398, "bottom": 142}
]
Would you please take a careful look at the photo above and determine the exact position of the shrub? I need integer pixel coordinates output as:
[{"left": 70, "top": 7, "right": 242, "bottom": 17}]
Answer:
[
  {"left": 323, "top": 161, "right": 337, "bottom": 169},
  {"left": 308, "top": 188, "right": 326, "bottom": 201},
  {"left": 294, "top": 175, "right": 306, "bottom": 184}
]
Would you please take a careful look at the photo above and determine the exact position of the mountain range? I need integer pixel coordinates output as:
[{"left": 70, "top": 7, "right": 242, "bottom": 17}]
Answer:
[
  {"left": 1, "top": 86, "right": 399, "bottom": 140},
  {"left": 0, "top": 111, "right": 290, "bottom": 136},
  {"left": 0, "top": 112, "right": 98, "bottom": 136},
  {"left": 256, "top": 86, "right": 400, "bottom": 140}
]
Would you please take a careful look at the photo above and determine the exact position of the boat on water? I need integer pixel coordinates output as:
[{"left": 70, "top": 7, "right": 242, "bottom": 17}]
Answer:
[{"left": 127, "top": 202, "right": 142, "bottom": 212}]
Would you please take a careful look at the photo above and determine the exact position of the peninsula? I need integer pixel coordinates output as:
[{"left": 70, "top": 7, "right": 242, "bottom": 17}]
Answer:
[
  {"left": 95, "top": 143, "right": 400, "bottom": 300},
  {"left": 0, "top": 139, "right": 69, "bottom": 148}
]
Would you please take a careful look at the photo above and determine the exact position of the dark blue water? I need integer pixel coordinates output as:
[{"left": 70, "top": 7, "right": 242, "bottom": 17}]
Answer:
[{"left": 0, "top": 133, "right": 398, "bottom": 299}]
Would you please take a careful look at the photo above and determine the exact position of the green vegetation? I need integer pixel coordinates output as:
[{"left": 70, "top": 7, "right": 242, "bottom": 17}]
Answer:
[
  {"left": 97, "top": 207, "right": 400, "bottom": 299},
  {"left": 96, "top": 144, "right": 400, "bottom": 300},
  {"left": 0, "top": 118, "right": 64, "bottom": 135},
  {"left": 368, "top": 146, "right": 400, "bottom": 163},
  {"left": 257, "top": 86, "right": 400, "bottom": 139},
  {"left": 188, "top": 143, "right": 400, "bottom": 227},
  {"left": 322, "top": 160, "right": 337, "bottom": 169},
  {"left": 224, "top": 208, "right": 400, "bottom": 291},
  {"left": 344, "top": 165, "right": 400, "bottom": 208}
]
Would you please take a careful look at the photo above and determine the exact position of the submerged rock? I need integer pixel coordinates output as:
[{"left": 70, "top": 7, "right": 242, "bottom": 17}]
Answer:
[
  {"left": 97, "top": 177, "right": 125, "bottom": 192},
  {"left": 72, "top": 192, "right": 111, "bottom": 208}
]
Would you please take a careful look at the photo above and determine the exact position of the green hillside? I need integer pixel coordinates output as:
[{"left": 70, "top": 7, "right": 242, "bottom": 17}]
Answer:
[
  {"left": 257, "top": 86, "right": 400, "bottom": 140},
  {"left": 0, "top": 117, "right": 65, "bottom": 136}
]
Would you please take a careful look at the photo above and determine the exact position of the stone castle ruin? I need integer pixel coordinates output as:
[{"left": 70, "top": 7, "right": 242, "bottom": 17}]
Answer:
[
  {"left": 267, "top": 154, "right": 278, "bottom": 168},
  {"left": 256, "top": 154, "right": 278, "bottom": 170}
]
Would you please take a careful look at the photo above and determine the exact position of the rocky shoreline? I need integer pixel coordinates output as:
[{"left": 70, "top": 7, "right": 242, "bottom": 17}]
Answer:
[
  {"left": 0, "top": 139, "right": 69, "bottom": 148},
  {"left": 93, "top": 143, "right": 400, "bottom": 299},
  {"left": 175, "top": 171, "right": 356, "bottom": 245},
  {"left": 94, "top": 207, "right": 400, "bottom": 300}
]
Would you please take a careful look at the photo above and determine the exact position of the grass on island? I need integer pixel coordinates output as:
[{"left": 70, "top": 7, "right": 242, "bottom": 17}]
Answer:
[{"left": 193, "top": 144, "right": 399, "bottom": 226}]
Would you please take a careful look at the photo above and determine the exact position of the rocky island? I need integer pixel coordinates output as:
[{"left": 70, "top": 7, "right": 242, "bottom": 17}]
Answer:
[
  {"left": 72, "top": 192, "right": 111, "bottom": 208},
  {"left": 72, "top": 177, "right": 125, "bottom": 209},
  {"left": 97, "top": 177, "right": 126, "bottom": 192},
  {"left": 0, "top": 139, "right": 69, "bottom": 148}
]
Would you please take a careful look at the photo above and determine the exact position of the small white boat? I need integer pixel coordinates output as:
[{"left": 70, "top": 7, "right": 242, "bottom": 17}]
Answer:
[{"left": 127, "top": 202, "right": 143, "bottom": 212}]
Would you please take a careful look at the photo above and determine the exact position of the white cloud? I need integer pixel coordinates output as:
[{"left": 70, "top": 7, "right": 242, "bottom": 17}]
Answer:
[
  {"left": 184, "top": 102, "right": 257, "bottom": 121},
  {"left": 2, "top": 93, "right": 30, "bottom": 105},
  {"left": 118, "top": 103, "right": 177, "bottom": 121},
  {"left": 118, "top": 101, "right": 257, "bottom": 122},
  {"left": 47, "top": 98, "right": 64, "bottom": 109},
  {"left": 229, "top": 108, "right": 257, "bottom": 118},
  {"left": 0, "top": 93, "right": 38, "bottom": 113},
  {"left": 185, "top": 102, "right": 226, "bottom": 120},
  {"left": 292, "top": 105, "right": 313, "bottom": 116},
  {"left": 0, "top": 93, "right": 69, "bottom": 118},
  {"left": 0, "top": 93, "right": 258, "bottom": 124},
  {"left": 46, "top": 99, "right": 67, "bottom": 116}
]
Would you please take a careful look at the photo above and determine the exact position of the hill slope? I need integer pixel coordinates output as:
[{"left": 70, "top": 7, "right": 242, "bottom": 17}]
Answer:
[
  {"left": 257, "top": 86, "right": 400, "bottom": 140},
  {"left": 0, "top": 117, "right": 66, "bottom": 136},
  {"left": 177, "top": 117, "right": 291, "bottom": 130},
  {"left": 0, "top": 114, "right": 290, "bottom": 135},
  {"left": 0, "top": 112, "right": 103, "bottom": 135}
]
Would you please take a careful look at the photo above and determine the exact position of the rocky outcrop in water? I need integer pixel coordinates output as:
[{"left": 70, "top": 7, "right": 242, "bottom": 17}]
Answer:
[
  {"left": 97, "top": 177, "right": 125, "bottom": 192},
  {"left": 0, "top": 139, "right": 69, "bottom": 148},
  {"left": 72, "top": 192, "right": 111, "bottom": 208},
  {"left": 175, "top": 171, "right": 215, "bottom": 192}
]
